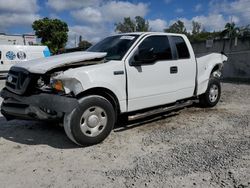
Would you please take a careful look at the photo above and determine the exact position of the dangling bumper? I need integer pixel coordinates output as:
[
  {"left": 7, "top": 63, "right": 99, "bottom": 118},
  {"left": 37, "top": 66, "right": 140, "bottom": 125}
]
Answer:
[{"left": 0, "top": 88, "right": 79, "bottom": 121}]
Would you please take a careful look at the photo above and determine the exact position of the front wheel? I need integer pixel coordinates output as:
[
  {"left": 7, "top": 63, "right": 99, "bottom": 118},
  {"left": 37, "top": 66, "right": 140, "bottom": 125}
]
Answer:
[
  {"left": 199, "top": 78, "right": 221, "bottom": 107},
  {"left": 63, "top": 95, "right": 115, "bottom": 146}
]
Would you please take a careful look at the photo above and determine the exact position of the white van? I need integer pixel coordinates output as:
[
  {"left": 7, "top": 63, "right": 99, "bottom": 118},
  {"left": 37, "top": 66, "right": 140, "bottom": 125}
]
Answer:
[{"left": 0, "top": 45, "right": 50, "bottom": 78}]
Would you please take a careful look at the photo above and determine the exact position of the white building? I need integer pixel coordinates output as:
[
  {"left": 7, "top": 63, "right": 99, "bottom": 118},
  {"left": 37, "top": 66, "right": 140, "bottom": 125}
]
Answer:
[{"left": 0, "top": 33, "right": 37, "bottom": 45}]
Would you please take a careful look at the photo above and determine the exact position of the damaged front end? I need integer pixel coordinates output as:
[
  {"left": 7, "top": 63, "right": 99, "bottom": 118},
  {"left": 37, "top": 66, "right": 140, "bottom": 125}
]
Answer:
[
  {"left": 0, "top": 51, "right": 107, "bottom": 121},
  {"left": 1, "top": 67, "right": 79, "bottom": 121}
]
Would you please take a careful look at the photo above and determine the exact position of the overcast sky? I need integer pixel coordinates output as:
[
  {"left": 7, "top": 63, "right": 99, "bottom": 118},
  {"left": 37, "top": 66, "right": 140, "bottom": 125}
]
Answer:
[{"left": 0, "top": 0, "right": 249, "bottom": 47}]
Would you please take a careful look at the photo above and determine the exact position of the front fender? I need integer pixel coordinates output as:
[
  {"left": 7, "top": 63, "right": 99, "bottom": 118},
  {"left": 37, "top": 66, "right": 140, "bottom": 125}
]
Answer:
[{"left": 54, "top": 61, "right": 127, "bottom": 112}]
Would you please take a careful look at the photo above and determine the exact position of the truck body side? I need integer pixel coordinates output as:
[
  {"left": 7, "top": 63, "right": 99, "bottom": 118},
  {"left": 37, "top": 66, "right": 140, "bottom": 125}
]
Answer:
[
  {"left": 51, "top": 33, "right": 226, "bottom": 113},
  {"left": 0, "top": 32, "right": 227, "bottom": 145},
  {"left": 1, "top": 32, "right": 227, "bottom": 117}
]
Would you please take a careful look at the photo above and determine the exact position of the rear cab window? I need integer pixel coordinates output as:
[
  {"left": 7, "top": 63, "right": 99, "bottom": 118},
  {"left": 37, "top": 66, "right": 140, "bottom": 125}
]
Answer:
[{"left": 170, "top": 36, "right": 190, "bottom": 59}]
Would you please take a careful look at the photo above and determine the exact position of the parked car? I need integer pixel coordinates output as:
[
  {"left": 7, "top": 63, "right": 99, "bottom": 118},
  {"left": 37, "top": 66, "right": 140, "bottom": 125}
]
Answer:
[
  {"left": 0, "top": 45, "right": 50, "bottom": 78},
  {"left": 0, "top": 32, "right": 227, "bottom": 146}
]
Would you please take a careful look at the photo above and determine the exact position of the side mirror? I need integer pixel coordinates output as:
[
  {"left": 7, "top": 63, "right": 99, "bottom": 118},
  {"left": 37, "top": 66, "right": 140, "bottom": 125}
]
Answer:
[{"left": 131, "top": 48, "right": 156, "bottom": 66}]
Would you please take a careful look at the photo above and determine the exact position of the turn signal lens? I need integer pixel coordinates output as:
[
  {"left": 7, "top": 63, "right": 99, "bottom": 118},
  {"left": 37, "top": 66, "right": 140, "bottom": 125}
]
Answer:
[{"left": 51, "top": 80, "right": 64, "bottom": 91}]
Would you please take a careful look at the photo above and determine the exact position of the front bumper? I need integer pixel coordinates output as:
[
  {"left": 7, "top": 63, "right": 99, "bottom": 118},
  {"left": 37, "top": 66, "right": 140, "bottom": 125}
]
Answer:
[
  {"left": 0, "top": 71, "right": 8, "bottom": 79},
  {"left": 0, "top": 88, "right": 79, "bottom": 121}
]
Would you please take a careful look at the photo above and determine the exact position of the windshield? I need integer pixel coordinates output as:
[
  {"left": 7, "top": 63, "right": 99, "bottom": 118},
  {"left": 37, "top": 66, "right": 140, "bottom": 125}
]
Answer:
[{"left": 87, "top": 35, "right": 139, "bottom": 60}]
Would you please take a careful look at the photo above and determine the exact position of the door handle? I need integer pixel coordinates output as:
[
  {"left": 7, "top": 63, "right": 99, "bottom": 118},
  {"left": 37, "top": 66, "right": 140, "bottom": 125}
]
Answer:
[
  {"left": 170, "top": 66, "right": 178, "bottom": 74},
  {"left": 113, "top": 70, "right": 124, "bottom": 75}
]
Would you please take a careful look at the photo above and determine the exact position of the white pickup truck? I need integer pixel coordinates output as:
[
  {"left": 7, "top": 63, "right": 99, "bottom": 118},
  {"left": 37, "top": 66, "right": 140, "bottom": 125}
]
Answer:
[{"left": 1, "top": 32, "right": 227, "bottom": 146}]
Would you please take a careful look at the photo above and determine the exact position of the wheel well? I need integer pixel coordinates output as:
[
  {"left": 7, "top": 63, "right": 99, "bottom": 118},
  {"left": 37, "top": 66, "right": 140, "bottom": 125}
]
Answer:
[
  {"left": 76, "top": 87, "right": 121, "bottom": 118},
  {"left": 211, "top": 64, "right": 220, "bottom": 75}
]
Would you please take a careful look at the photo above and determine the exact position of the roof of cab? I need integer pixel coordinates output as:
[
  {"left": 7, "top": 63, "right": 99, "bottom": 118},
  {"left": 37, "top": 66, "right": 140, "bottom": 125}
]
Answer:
[{"left": 113, "top": 32, "right": 186, "bottom": 37}]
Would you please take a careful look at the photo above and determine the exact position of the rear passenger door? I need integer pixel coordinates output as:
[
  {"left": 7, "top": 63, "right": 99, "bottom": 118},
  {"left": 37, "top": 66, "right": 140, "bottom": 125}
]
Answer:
[{"left": 168, "top": 35, "right": 196, "bottom": 99}]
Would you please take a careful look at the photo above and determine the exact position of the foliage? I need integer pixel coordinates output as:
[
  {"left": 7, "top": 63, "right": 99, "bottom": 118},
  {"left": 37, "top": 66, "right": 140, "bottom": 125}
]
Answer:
[
  {"left": 115, "top": 17, "right": 135, "bottom": 33},
  {"left": 115, "top": 16, "right": 149, "bottom": 33},
  {"left": 188, "top": 31, "right": 221, "bottom": 42},
  {"left": 192, "top": 21, "right": 201, "bottom": 35},
  {"left": 240, "top": 25, "right": 250, "bottom": 38},
  {"left": 220, "top": 22, "right": 240, "bottom": 38},
  {"left": 32, "top": 17, "right": 69, "bottom": 54},
  {"left": 164, "top": 20, "right": 187, "bottom": 34},
  {"left": 78, "top": 40, "right": 92, "bottom": 50},
  {"left": 116, "top": 16, "right": 250, "bottom": 43},
  {"left": 135, "top": 16, "right": 150, "bottom": 32}
]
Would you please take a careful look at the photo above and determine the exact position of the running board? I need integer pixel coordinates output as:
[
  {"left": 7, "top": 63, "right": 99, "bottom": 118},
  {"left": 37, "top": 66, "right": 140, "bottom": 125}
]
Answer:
[{"left": 128, "top": 100, "right": 193, "bottom": 121}]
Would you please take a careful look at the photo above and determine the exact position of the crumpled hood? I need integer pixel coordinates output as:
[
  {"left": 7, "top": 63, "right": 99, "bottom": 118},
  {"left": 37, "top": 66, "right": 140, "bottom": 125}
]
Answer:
[{"left": 13, "top": 51, "right": 107, "bottom": 74}]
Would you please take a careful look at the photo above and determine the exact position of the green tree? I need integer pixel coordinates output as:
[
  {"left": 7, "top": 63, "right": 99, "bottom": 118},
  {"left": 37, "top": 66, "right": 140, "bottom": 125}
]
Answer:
[
  {"left": 32, "top": 17, "right": 69, "bottom": 54},
  {"left": 115, "top": 16, "right": 149, "bottom": 33},
  {"left": 221, "top": 22, "right": 240, "bottom": 38},
  {"left": 135, "top": 16, "right": 150, "bottom": 32},
  {"left": 192, "top": 21, "right": 201, "bottom": 35},
  {"left": 240, "top": 25, "right": 250, "bottom": 38},
  {"left": 115, "top": 17, "right": 135, "bottom": 33},
  {"left": 164, "top": 20, "right": 187, "bottom": 34},
  {"left": 78, "top": 40, "right": 92, "bottom": 50},
  {"left": 188, "top": 30, "right": 221, "bottom": 42},
  {"left": 220, "top": 22, "right": 240, "bottom": 50}
]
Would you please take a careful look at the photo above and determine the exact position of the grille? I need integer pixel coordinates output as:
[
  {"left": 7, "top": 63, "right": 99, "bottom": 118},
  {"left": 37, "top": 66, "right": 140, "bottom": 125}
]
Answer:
[{"left": 6, "top": 67, "right": 31, "bottom": 95}]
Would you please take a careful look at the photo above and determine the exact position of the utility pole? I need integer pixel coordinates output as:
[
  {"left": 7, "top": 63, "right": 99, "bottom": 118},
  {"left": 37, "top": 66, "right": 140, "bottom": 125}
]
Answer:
[{"left": 75, "top": 34, "right": 77, "bottom": 48}]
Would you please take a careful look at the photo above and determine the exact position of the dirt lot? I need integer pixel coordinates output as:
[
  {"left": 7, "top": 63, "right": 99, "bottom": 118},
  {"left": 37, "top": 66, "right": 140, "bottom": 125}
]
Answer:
[{"left": 0, "top": 80, "right": 249, "bottom": 188}]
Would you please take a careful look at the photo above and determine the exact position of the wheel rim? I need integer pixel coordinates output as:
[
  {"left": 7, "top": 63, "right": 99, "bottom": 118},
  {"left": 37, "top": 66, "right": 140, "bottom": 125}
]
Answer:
[
  {"left": 80, "top": 106, "right": 107, "bottom": 137},
  {"left": 209, "top": 84, "right": 219, "bottom": 103}
]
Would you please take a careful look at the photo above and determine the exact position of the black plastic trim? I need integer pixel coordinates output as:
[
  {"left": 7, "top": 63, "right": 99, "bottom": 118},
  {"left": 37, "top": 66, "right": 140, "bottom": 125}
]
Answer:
[{"left": 1, "top": 88, "right": 79, "bottom": 113}]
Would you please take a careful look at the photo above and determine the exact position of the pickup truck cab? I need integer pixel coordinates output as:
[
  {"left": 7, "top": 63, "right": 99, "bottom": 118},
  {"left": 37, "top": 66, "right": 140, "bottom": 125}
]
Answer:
[{"left": 0, "top": 32, "right": 227, "bottom": 146}]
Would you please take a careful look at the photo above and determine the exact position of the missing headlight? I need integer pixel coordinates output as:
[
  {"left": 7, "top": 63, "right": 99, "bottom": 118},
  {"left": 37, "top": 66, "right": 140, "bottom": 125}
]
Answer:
[{"left": 37, "top": 77, "right": 45, "bottom": 87}]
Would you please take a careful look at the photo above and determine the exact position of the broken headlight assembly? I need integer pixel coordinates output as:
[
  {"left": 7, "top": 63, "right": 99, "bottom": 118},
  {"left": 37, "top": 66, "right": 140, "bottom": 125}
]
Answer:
[
  {"left": 35, "top": 72, "right": 66, "bottom": 93},
  {"left": 50, "top": 79, "right": 65, "bottom": 92},
  {"left": 36, "top": 71, "right": 84, "bottom": 95}
]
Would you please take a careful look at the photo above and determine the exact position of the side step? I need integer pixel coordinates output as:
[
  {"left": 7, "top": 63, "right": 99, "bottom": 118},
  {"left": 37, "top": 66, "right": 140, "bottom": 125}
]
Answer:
[{"left": 128, "top": 100, "right": 193, "bottom": 121}]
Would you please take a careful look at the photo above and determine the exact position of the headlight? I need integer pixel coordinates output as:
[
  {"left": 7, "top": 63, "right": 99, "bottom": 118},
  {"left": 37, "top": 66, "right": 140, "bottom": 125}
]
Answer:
[
  {"left": 49, "top": 72, "right": 83, "bottom": 95},
  {"left": 50, "top": 79, "right": 65, "bottom": 92}
]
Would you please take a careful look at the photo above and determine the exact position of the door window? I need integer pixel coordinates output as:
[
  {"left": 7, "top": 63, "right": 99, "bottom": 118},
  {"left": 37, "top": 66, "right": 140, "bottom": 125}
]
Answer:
[
  {"left": 171, "top": 36, "right": 190, "bottom": 59},
  {"left": 138, "top": 36, "right": 173, "bottom": 61}
]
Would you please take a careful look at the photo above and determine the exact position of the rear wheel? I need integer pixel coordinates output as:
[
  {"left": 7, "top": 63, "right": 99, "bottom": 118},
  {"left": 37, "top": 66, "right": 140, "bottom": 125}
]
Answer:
[
  {"left": 199, "top": 78, "right": 221, "bottom": 107},
  {"left": 63, "top": 95, "right": 115, "bottom": 146}
]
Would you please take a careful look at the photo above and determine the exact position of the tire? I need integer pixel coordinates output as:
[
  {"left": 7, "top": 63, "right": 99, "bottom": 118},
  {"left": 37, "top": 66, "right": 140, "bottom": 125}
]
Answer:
[
  {"left": 63, "top": 95, "right": 115, "bottom": 146},
  {"left": 199, "top": 78, "right": 221, "bottom": 107}
]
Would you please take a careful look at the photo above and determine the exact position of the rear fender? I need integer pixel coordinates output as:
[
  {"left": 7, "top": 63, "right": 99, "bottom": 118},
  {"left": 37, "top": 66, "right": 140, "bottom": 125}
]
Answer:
[{"left": 197, "top": 53, "right": 227, "bottom": 95}]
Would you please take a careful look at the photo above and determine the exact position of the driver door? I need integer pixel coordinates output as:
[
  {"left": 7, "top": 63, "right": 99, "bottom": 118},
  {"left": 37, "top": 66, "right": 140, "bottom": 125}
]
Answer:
[{"left": 125, "top": 35, "right": 180, "bottom": 111}]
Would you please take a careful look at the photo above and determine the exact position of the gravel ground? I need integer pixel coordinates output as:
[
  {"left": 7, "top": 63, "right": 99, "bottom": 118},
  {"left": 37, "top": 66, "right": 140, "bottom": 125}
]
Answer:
[{"left": 0, "top": 80, "right": 249, "bottom": 188}]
